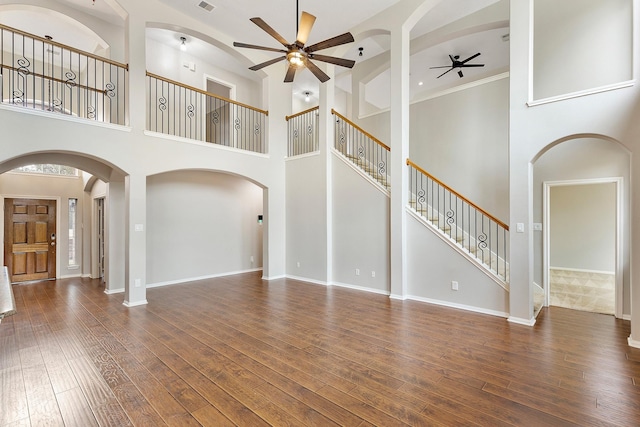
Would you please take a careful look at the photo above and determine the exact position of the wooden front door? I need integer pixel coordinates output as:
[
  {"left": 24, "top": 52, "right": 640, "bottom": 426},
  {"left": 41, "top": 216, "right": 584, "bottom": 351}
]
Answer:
[{"left": 4, "top": 198, "right": 56, "bottom": 283}]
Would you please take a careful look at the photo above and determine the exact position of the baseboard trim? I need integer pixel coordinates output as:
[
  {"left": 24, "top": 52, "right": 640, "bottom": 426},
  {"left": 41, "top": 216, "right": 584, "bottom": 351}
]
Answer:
[
  {"left": 123, "top": 299, "right": 148, "bottom": 308},
  {"left": 147, "top": 268, "right": 263, "bottom": 289},
  {"left": 59, "top": 274, "right": 82, "bottom": 279},
  {"left": 407, "top": 295, "right": 508, "bottom": 319},
  {"left": 549, "top": 266, "right": 615, "bottom": 275},
  {"left": 389, "top": 294, "right": 406, "bottom": 300},
  {"left": 508, "top": 316, "right": 536, "bottom": 326},
  {"left": 628, "top": 336, "right": 640, "bottom": 349},
  {"left": 81, "top": 274, "right": 92, "bottom": 278},
  {"left": 104, "top": 288, "right": 124, "bottom": 295},
  {"left": 262, "top": 274, "right": 286, "bottom": 280},
  {"left": 331, "top": 281, "right": 389, "bottom": 295},
  {"left": 286, "top": 275, "right": 328, "bottom": 286},
  {"left": 622, "top": 314, "right": 631, "bottom": 321}
]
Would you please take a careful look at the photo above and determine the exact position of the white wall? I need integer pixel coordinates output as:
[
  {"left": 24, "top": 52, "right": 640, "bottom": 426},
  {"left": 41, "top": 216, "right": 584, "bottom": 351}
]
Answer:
[
  {"left": 550, "top": 183, "right": 615, "bottom": 272},
  {"left": 146, "top": 170, "right": 263, "bottom": 285},
  {"left": 0, "top": 171, "right": 86, "bottom": 278},
  {"left": 407, "top": 214, "right": 509, "bottom": 316},
  {"left": 331, "top": 155, "right": 390, "bottom": 293},
  {"left": 146, "top": 37, "right": 262, "bottom": 108},
  {"left": 533, "top": 0, "right": 633, "bottom": 100}
]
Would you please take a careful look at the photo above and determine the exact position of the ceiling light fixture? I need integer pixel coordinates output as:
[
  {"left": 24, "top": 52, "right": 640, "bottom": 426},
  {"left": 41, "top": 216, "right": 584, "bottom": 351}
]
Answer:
[
  {"left": 287, "top": 50, "right": 305, "bottom": 68},
  {"left": 358, "top": 47, "right": 363, "bottom": 57},
  {"left": 179, "top": 36, "right": 187, "bottom": 51},
  {"left": 303, "top": 91, "right": 311, "bottom": 102}
]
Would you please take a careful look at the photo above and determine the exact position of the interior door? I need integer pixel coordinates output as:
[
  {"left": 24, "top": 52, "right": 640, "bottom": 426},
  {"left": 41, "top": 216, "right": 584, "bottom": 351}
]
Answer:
[{"left": 4, "top": 198, "right": 56, "bottom": 283}]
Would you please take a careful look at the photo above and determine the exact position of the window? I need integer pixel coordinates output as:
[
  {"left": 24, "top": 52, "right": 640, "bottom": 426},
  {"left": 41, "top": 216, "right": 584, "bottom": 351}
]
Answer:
[
  {"left": 68, "top": 198, "right": 78, "bottom": 267},
  {"left": 12, "top": 164, "right": 77, "bottom": 176}
]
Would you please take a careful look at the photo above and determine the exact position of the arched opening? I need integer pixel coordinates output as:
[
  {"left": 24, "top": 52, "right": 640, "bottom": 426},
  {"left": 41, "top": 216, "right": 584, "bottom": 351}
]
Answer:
[{"left": 532, "top": 135, "right": 631, "bottom": 318}]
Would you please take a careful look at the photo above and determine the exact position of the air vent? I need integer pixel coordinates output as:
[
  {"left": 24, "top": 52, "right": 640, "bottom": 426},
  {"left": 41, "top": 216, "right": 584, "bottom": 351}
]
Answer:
[{"left": 198, "top": 1, "right": 215, "bottom": 12}]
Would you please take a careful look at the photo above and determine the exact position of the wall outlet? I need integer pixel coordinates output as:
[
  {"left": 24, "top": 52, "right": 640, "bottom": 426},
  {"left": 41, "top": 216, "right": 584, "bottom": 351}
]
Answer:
[
  {"left": 371, "top": 271, "right": 375, "bottom": 278},
  {"left": 250, "top": 255, "right": 254, "bottom": 263},
  {"left": 355, "top": 268, "right": 360, "bottom": 276},
  {"left": 296, "top": 261, "right": 300, "bottom": 268},
  {"left": 451, "top": 280, "right": 459, "bottom": 291},
  {"left": 135, "top": 279, "right": 141, "bottom": 288}
]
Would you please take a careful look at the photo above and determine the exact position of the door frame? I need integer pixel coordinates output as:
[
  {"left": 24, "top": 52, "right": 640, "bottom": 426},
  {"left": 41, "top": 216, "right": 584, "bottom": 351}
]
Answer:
[
  {"left": 0, "top": 194, "right": 61, "bottom": 280},
  {"left": 203, "top": 74, "right": 237, "bottom": 147},
  {"left": 542, "top": 177, "right": 623, "bottom": 318},
  {"left": 91, "top": 195, "right": 106, "bottom": 281}
]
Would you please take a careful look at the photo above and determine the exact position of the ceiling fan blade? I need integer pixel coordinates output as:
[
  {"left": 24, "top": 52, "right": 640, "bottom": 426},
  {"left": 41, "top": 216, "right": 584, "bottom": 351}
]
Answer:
[
  {"left": 284, "top": 64, "right": 297, "bottom": 82},
  {"left": 305, "top": 32, "right": 354, "bottom": 53},
  {"left": 458, "top": 70, "right": 464, "bottom": 78},
  {"left": 461, "top": 52, "right": 481, "bottom": 64},
  {"left": 449, "top": 55, "right": 456, "bottom": 63},
  {"left": 296, "top": 12, "right": 316, "bottom": 46},
  {"left": 249, "top": 56, "right": 286, "bottom": 71},
  {"left": 461, "top": 63, "right": 485, "bottom": 68},
  {"left": 309, "top": 54, "right": 355, "bottom": 69},
  {"left": 305, "top": 59, "right": 330, "bottom": 83},
  {"left": 436, "top": 68, "right": 454, "bottom": 78},
  {"left": 233, "top": 42, "right": 287, "bottom": 54},
  {"left": 429, "top": 65, "right": 452, "bottom": 69},
  {"left": 250, "top": 17, "right": 290, "bottom": 47}
]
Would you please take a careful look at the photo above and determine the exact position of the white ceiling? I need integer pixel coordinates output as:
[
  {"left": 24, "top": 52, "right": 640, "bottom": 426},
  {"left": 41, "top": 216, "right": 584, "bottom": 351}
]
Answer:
[{"left": 10, "top": 0, "right": 509, "bottom": 105}]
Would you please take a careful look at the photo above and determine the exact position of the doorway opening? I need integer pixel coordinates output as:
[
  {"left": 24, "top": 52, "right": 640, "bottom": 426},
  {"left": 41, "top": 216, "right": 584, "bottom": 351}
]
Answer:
[
  {"left": 204, "top": 76, "right": 236, "bottom": 147},
  {"left": 543, "top": 178, "right": 622, "bottom": 317}
]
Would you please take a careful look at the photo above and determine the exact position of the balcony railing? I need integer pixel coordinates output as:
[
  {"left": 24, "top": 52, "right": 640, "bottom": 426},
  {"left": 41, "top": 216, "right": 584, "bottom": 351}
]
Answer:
[
  {"left": 407, "top": 158, "right": 509, "bottom": 282},
  {"left": 332, "top": 109, "right": 390, "bottom": 189},
  {"left": 0, "top": 24, "right": 128, "bottom": 125},
  {"left": 146, "top": 72, "right": 268, "bottom": 154},
  {"left": 286, "top": 106, "right": 319, "bottom": 157}
]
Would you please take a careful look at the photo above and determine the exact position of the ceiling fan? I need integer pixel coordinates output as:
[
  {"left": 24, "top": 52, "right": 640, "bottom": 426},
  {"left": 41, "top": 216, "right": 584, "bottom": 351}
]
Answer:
[
  {"left": 233, "top": 1, "right": 355, "bottom": 83},
  {"left": 430, "top": 53, "right": 484, "bottom": 78}
]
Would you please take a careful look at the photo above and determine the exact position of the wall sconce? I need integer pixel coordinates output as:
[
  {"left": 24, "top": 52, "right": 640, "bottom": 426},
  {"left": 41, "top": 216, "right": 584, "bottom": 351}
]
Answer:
[
  {"left": 180, "top": 36, "right": 187, "bottom": 51},
  {"left": 303, "top": 91, "right": 311, "bottom": 102}
]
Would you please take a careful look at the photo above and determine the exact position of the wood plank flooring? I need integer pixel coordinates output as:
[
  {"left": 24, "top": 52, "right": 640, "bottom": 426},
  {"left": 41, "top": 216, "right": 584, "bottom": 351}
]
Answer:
[{"left": 1, "top": 272, "right": 639, "bottom": 426}]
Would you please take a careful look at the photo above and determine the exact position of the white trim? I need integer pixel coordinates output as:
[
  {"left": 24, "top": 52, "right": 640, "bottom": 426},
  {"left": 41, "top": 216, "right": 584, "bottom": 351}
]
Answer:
[
  {"left": 104, "top": 288, "right": 124, "bottom": 294},
  {"left": 527, "top": 80, "right": 635, "bottom": 107},
  {"left": 406, "top": 208, "right": 509, "bottom": 291},
  {"left": 331, "top": 149, "right": 390, "bottom": 197},
  {"left": 628, "top": 336, "right": 640, "bottom": 349},
  {"left": 408, "top": 295, "right": 509, "bottom": 319},
  {"left": 623, "top": 314, "right": 631, "bottom": 321},
  {"left": 143, "top": 130, "right": 270, "bottom": 158},
  {"left": 59, "top": 274, "right": 82, "bottom": 279},
  {"left": 0, "top": 103, "right": 132, "bottom": 132},
  {"left": 358, "top": 72, "right": 510, "bottom": 120},
  {"left": 549, "top": 266, "right": 615, "bottom": 276},
  {"left": 286, "top": 275, "right": 328, "bottom": 286},
  {"left": 262, "top": 274, "right": 286, "bottom": 280},
  {"left": 285, "top": 151, "right": 321, "bottom": 161},
  {"left": 389, "top": 294, "right": 406, "bottom": 300},
  {"left": 331, "top": 281, "right": 389, "bottom": 296},
  {"left": 147, "top": 268, "right": 263, "bottom": 289},
  {"left": 81, "top": 274, "right": 92, "bottom": 278},
  {"left": 508, "top": 316, "right": 536, "bottom": 326},
  {"left": 123, "top": 299, "right": 148, "bottom": 307},
  {"left": 543, "top": 178, "right": 623, "bottom": 319}
]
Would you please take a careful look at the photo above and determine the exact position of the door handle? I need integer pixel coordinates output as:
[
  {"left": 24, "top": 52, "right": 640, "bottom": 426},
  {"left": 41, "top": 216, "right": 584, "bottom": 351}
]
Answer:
[{"left": 51, "top": 242, "right": 55, "bottom": 246}]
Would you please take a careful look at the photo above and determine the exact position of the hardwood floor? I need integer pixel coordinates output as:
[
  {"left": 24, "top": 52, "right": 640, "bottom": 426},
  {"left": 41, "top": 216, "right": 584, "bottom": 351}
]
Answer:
[{"left": 1, "top": 272, "right": 639, "bottom": 426}]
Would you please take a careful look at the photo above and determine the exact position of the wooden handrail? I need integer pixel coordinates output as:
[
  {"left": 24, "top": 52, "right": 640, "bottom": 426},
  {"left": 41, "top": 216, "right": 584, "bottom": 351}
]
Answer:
[
  {"left": 0, "top": 23, "right": 128, "bottom": 70},
  {"left": 286, "top": 106, "right": 319, "bottom": 121},
  {"left": 146, "top": 72, "right": 269, "bottom": 116},
  {"left": 1, "top": 64, "right": 107, "bottom": 94},
  {"left": 406, "top": 158, "right": 509, "bottom": 231},
  {"left": 331, "top": 109, "right": 390, "bottom": 151}
]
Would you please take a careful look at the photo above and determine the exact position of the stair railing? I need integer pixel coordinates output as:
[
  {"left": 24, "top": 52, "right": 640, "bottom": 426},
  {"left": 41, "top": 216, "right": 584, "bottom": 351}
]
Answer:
[
  {"left": 0, "top": 23, "right": 128, "bottom": 125},
  {"left": 331, "top": 109, "right": 390, "bottom": 188},
  {"left": 286, "top": 106, "right": 319, "bottom": 157},
  {"left": 407, "top": 158, "right": 509, "bottom": 282},
  {"left": 146, "top": 72, "right": 268, "bottom": 154}
]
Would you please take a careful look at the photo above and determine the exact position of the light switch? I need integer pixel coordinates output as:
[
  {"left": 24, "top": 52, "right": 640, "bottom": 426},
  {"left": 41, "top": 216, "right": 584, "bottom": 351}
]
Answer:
[
  {"left": 135, "top": 224, "right": 144, "bottom": 232},
  {"left": 516, "top": 223, "right": 525, "bottom": 233}
]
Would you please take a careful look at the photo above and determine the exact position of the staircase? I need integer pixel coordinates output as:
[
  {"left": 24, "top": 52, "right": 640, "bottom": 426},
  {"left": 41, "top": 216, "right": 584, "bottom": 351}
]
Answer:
[{"left": 407, "top": 159, "right": 509, "bottom": 285}]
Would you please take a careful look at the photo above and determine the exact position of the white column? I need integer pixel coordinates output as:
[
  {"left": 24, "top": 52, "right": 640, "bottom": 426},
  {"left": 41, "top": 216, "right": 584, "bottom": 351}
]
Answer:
[
  {"left": 262, "top": 74, "right": 289, "bottom": 280},
  {"left": 123, "top": 174, "right": 147, "bottom": 307},
  {"left": 508, "top": 0, "right": 534, "bottom": 325},
  {"left": 389, "top": 24, "right": 411, "bottom": 299},
  {"left": 104, "top": 180, "right": 125, "bottom": 294},
  {"left": 320, "top": 66, "right": 336, "bottom": 283}
]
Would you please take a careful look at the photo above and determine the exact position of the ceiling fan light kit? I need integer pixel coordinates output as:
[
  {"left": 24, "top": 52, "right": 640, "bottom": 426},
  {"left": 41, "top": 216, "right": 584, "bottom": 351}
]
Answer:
[{"left": 233, "top": 0, "right": 355, "bottom": 82}]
